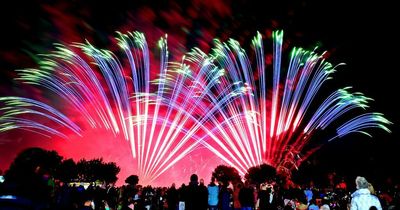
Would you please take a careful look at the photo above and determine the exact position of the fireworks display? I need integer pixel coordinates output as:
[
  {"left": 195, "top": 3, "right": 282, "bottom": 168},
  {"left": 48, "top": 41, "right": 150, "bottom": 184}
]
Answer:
[{"left": 0, "top": 29, "right": 391, "bottom": 185}]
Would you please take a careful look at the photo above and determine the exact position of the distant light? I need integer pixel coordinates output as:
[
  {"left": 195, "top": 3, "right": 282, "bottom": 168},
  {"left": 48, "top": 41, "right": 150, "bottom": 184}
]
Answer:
[{"left": 0, "top": 195, "right": 16, "bottom": 200}]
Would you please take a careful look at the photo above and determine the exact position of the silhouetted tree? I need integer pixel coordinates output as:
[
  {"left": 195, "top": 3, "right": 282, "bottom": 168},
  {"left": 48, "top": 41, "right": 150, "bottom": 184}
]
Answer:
[
  {"left": 3, "top": 147, "right": 63, "bottom": 202},
  {"left": 212, "top": 165, "right": 241, "bottom": 185},
  {"left": 76, "top": 158, "right": 91, "bottom": 181},
  {"left": 5, "top": 147, "right": 63, "bottom": 180},
  {"left": 55, "top": 158, "right": 77, "bottom": 182},
  {"left": 101, "top": 162, "right": 120, "bottom": 184},
  {"left": 76, "top": 158, "right": 120, "bottom": 183},
  {"left": 245, "top": 164, "right": 276, "bottom": 186}
]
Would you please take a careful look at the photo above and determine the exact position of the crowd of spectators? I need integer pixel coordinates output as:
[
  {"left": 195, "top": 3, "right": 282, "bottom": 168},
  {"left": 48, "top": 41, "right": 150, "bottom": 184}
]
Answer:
[{"left": 1, "top": 169, "right": 399, "bottom": 210}]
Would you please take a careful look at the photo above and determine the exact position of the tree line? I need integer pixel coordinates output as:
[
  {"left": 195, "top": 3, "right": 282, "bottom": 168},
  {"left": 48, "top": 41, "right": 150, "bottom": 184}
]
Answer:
[
  {"left": 1, "top": 147, "right": 280, "bottom": 187},
  {"left": 2, "top": 147, "right": 120, "bottom": 185}
]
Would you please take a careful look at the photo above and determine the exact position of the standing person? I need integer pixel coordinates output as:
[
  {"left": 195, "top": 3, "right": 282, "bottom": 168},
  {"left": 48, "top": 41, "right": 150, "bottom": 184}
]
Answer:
[
  {"left": 208, "top": 177, "right": 219, "bottom": 210},
  {"left": 256, "top": 183, "right": 268, "bottom": 210},
  {"left": 238, "top": 182, "right": 254, "bottom": 210},
  {"left": 199, "top": 179, "right": 209, "bottom": 210},
  {"left": 219, "top": 182, "right": 233, "bottom": 210},
  {"left": 178, "top": 184, "right": 186, "bottom": 210},
  {"left": 233, "top": 183, "right": 242, "bottom": 210},
  {"left": 256, "top": 183, "right": 278, "bottom": 210},
  {"left": 167, "top": 183, "right": 179, "bottom": 210},
  {"left": 185, "top": 174, "right": 203, "bottom": 210},
  {"left": 303, "top": 185, "right": 313, "bottom": 204},
  {"left": 307, "top": 199, "right": 319, "bottom": 210},
  {"left": 350, "top": 176, "right": 382, "bottom": 210}
]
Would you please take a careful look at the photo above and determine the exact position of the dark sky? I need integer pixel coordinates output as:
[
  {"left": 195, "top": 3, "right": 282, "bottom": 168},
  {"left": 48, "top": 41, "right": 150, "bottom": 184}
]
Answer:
[{"left": 0, "top": 0, "right": 399, "bottom": 184}]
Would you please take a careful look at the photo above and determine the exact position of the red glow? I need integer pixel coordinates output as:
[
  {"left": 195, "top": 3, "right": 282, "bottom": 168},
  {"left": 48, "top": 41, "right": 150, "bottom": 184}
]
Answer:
[{"left": 0, "top": 128, "right": 225, "bottom": 187}]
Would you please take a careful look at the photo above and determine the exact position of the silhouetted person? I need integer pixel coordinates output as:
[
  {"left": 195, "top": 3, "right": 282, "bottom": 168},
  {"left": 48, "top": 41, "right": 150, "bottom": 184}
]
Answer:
[
  {"left": 238, "top": 182, "right": 254, "bottom": 210},
  {"left": 167, "top": 183, "right": 179, "bottom": 210},
  {"left": 185, "top": 174, "right": 204, "bottom": 210},
  {"left": 198, "top": 179, "right": 208, "bottom": 210},
  {"left": 257, "top": 184, "right": 277, "bottom": 210},
  {"left": 219, "top": 182, "right": 232, "bottom": 210},
  {"left": 232, "top": 183, "right": 242, "bottom": 210}
]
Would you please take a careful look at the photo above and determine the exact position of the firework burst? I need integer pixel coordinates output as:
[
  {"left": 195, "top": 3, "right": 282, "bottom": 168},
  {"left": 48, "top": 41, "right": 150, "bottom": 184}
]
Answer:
[
  {"left": 0, "top": 30, "right": 391, "bottom": 183},
  {"left": 190, "top": 31, "right": 391, "bottom": 175}
]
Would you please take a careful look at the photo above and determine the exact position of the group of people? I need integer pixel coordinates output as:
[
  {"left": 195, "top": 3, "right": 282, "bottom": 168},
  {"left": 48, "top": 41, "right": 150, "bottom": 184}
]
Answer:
[
  {"left": 0, "top": 172, "right": 393, "bottom": 210},
  {"left": 177, "top": 174, "right": 385, "bottom": 210},
  {"left": 166, "top": 174, "right": 385, "bottom": 210}
]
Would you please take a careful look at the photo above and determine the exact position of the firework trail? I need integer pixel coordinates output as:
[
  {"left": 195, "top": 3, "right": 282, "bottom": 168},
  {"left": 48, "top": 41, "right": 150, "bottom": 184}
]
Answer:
[
  {"left": 0, "top": 30, "right": 391, "bottom": 182},
  {"left": 0, "top": 31, "right": 249, "bottom": 184},
  {"left": 191, "top": 31, "right": 391, "bottom": 175}
]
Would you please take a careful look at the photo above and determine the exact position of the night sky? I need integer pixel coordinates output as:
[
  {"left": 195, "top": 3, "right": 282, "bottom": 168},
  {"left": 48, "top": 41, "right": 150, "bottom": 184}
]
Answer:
[{"left": 0, "top": 0, "right": 399, "bottom": 186}]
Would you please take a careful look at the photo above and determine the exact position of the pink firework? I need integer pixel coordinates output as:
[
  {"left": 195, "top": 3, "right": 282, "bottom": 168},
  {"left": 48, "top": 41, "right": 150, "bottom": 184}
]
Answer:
[{"left": 0, "top": 31, "right": 391, "bottom": 185}]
